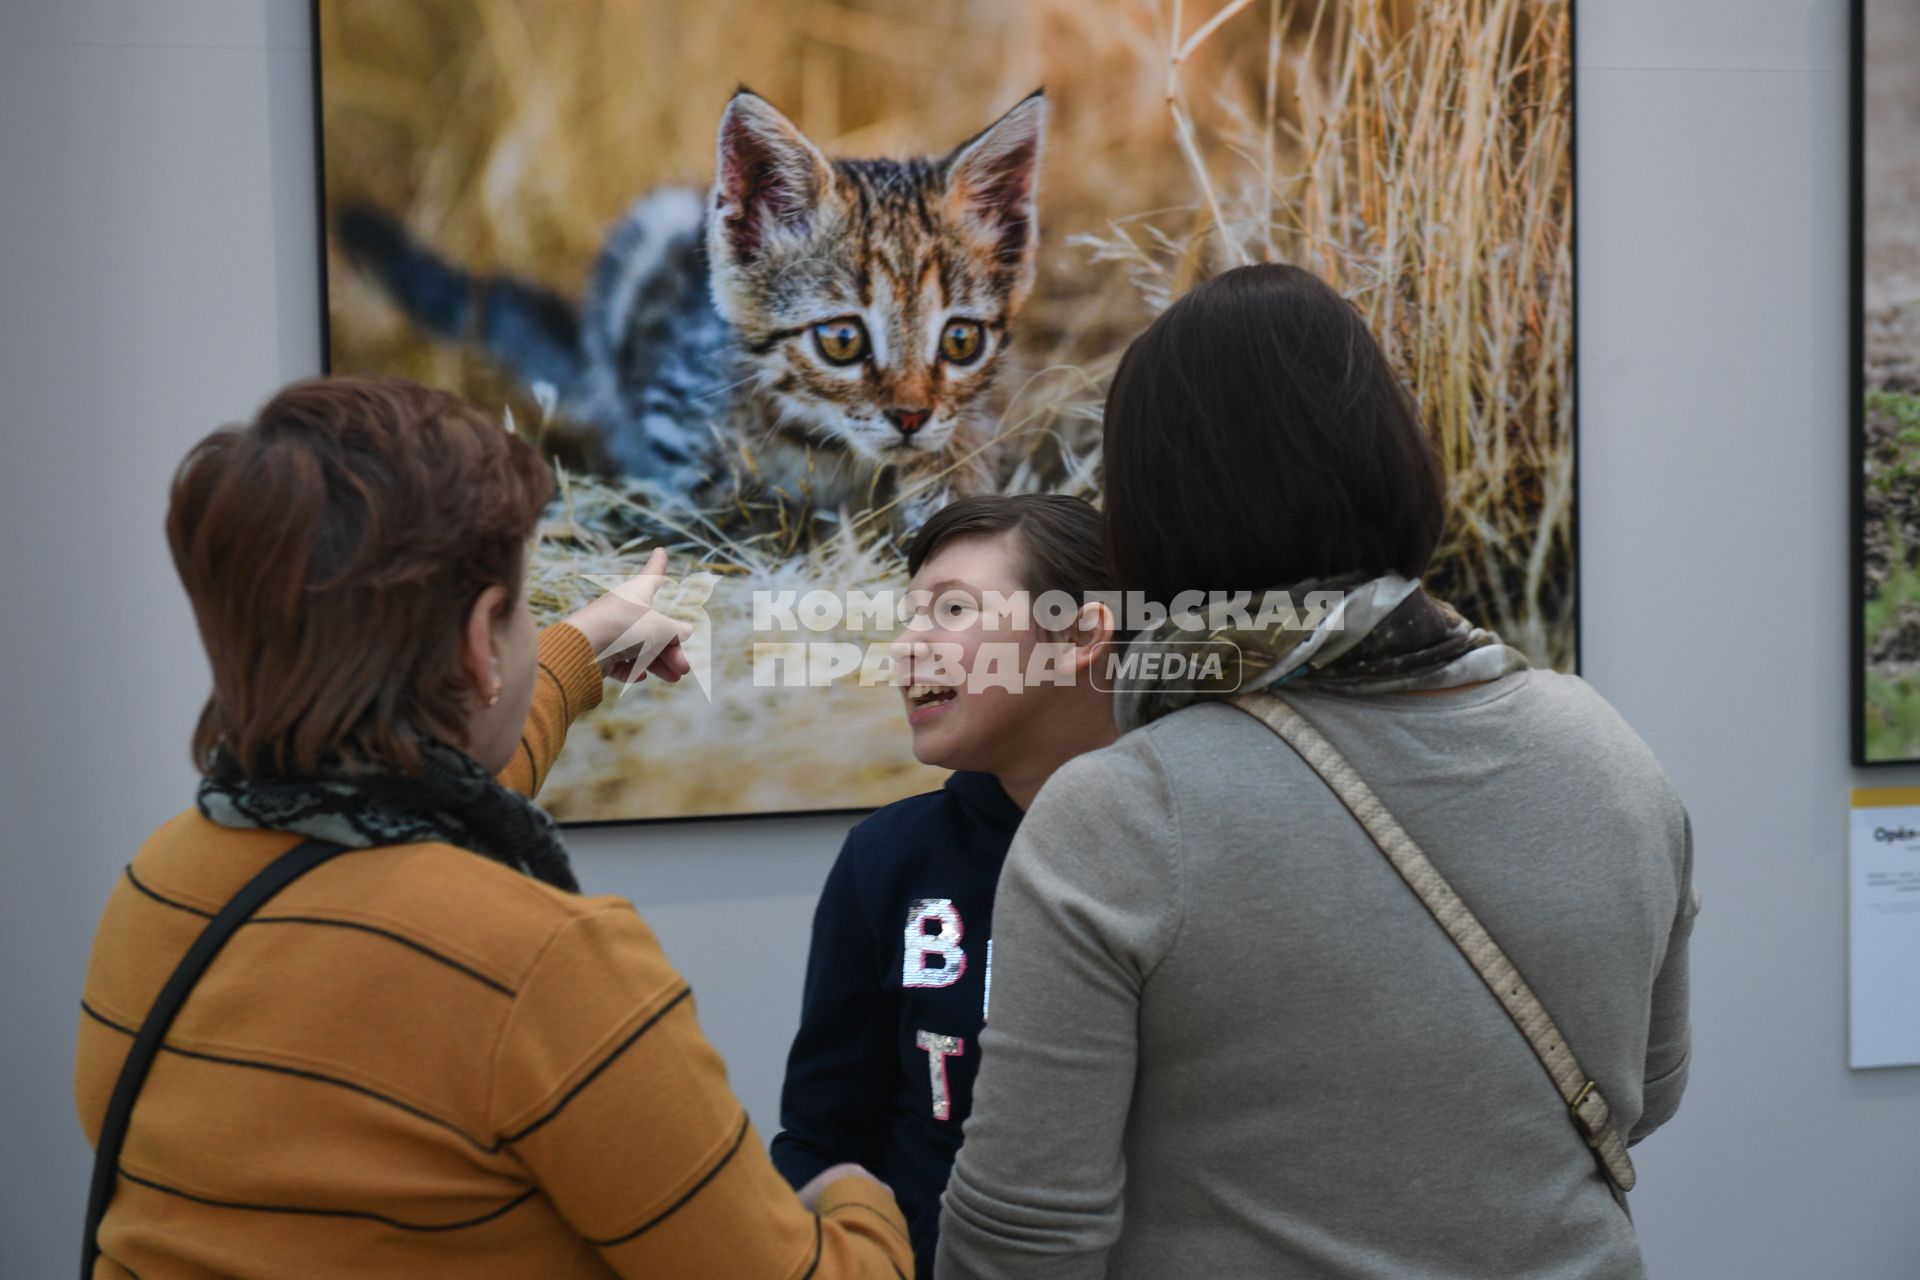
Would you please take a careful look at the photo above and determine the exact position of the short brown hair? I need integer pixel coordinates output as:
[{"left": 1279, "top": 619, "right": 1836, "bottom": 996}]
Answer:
[
  {"left": 1102, "top": 263, "right": 1444, "bottom": 602},
  {"left": 168, "top": 376, "right": 553, "bottom": 778},
  {"left": 907, "top": 493, "right": 1114, "bottom": 614}
]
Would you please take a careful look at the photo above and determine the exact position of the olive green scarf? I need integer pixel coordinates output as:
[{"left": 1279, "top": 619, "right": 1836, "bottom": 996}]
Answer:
[{"left": 1112, "top": 575, "right": 1529, "bottom": 732}]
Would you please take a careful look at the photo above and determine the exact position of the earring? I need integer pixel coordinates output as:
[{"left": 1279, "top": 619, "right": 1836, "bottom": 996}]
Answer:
[{"left": 486, "top": 675, "right": 502, "bottom": 708}]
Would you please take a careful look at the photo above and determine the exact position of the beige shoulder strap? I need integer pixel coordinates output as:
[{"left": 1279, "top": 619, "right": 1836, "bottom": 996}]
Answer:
[{"left": 1229, "top": 691, "right": 1637, "bottom": 1193}]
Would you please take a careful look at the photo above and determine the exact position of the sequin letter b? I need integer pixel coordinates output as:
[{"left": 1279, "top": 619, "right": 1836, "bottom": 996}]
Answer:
[{"left": 902, "top": 898, "right": 967, "bottom": 989}]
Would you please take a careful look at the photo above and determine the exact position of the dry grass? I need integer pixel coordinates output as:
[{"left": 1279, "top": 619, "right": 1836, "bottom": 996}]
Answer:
[
  {"left": 320, "top": 0, "right": 1575, "bottom": 820},
  {"left": 1069, "top": 0, "right": 1577, "bottom": 664},
  {"left": 522, "top": 485, "right": 949, "bottom": 817}
]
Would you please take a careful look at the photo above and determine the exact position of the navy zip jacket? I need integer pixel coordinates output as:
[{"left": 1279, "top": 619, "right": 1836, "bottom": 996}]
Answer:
[{"left": 771, "top": 771, "right": 1022, "bottom": 1274}]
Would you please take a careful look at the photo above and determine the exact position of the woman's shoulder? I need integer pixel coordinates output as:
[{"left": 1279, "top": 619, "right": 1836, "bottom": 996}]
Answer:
[
  {"left": 128, "top": 810, "right": 666, "bottom": 993},
  {"left": 1060, "top": 697, "right": 1320, "bottom": 803},
  {"left": 1290, "top": 667, "right": 1689, "bottom": 841},
  {"left": 352, "top": 840, "right": 661, "bottom": 980},
  {"left": 1025, "top": 720, "right": 1198, "bottom": 842},
  {"left": 1093, "top": 671, "right": 1680, "bottom": 815},
  {"left": 1492, "top": 669, "right": 1685, "bottom": 797}
]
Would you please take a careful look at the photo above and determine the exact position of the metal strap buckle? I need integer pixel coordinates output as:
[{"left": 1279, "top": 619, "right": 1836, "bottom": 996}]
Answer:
[{"left": 1569, "top": 1080, "right": 1603, "bottom": 1141}]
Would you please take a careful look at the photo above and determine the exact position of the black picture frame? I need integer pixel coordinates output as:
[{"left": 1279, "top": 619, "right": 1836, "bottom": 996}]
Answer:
[
  {"left": 1570, "top": 0, "right": 1583, "bottom": 679},
  {"left": 1849, "top": 0, "right": 1920, "bottom": 766},
  {"left": 1851, "top": 0, "right": 1870, "bottom": 765},
  {"left": 307, "top": 0, "right": 1584, "bottom": 818},
  {"left": 1850, "top": 0, "right": 1866, "bottom": 767}
]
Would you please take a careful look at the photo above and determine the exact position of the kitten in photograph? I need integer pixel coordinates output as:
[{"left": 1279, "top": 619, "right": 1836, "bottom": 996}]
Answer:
[{"left": 336, "top": 88, "right": 1047, "bottom": 527}]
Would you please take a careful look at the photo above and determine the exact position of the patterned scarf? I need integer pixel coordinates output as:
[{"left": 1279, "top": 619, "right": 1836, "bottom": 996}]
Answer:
[
  {"left": 196, "top": 737, "right": 579, "bottom": 892},
  {"left": 1113, "top": 574, "right": 1529, "bottom": 732}
]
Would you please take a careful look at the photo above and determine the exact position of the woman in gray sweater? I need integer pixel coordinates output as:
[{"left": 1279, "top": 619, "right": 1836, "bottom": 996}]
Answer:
[{"left": 935, "top": 264, "right": 1696, "bottom": 1280}]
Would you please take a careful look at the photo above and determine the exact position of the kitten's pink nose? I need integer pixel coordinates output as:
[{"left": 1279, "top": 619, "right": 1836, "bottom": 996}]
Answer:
[{"left": 887, "top": 408, "right": 931, "bottom": 438}]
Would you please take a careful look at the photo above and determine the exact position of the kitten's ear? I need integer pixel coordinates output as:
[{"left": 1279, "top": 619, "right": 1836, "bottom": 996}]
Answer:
[
  {"left": 711, "top": 89, "right": 833, "bottom": 267},
  {"left": 944, "top": 90, "right": 1047, "bottom": 277}
]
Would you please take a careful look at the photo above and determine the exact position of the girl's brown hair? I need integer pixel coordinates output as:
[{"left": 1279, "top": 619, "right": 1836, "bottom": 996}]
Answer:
[
  {"left": 167, "top": 376, "right": 553, "bottom": 778},
  {"left": 907, "top": 493, "right": 1114, "bottom": 608}
]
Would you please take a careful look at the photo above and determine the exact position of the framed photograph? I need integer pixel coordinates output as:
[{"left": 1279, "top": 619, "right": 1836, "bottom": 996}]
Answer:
[
  {"left": 314, "top": 0, "right": 1578, "bottom": 821},
  {"left": 1854, "top": 0, "right": 1920, "bottom": 764}
]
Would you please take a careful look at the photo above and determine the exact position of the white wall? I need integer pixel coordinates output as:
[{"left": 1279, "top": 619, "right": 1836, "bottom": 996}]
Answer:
[{"left": 1, "top": 0, "right": 1914, "bottom": 1274}]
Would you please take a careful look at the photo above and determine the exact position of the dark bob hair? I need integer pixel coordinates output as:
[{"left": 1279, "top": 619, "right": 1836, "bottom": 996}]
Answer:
[{"left": 1101, "top": 263, "right": 1445, "bottom": 603}]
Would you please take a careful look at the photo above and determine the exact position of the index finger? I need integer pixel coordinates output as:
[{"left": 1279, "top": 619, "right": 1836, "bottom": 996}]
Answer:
[{"left": 611, "top": 547, "right": 670, "bottom": 607}]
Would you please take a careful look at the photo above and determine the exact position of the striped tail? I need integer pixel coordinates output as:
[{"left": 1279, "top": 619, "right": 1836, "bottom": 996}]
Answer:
[{"left": 333, "top": 201, "right": 584, "bottom": 400}]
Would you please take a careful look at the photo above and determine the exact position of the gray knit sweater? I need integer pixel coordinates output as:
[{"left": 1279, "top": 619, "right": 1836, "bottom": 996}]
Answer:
[{"left": 936, "top": 670, "right": 1695, "bottom": 1280}]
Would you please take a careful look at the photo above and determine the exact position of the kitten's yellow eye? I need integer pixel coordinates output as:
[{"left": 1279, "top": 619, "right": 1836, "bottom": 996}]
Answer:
[
  {"left": 812, "top": 318, "right": 868, "bottom": 366},
  {"left": 940, "top": 320, "right": 985, "bottom": 365}
]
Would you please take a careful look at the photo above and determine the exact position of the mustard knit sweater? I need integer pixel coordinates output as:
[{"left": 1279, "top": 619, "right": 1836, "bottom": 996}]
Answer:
[{"left": 76, "top": 623, "right": 911, "bottom": 1278}]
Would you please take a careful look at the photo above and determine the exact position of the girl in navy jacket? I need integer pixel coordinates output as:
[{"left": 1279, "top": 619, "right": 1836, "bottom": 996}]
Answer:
[{"left": 772, "top": 494, "right": 1118, "bottom": 1272}]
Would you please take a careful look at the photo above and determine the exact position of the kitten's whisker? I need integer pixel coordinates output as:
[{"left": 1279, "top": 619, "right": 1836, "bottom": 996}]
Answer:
[{"left": 688, "top": 373, "right": 760, "bottom": 404}]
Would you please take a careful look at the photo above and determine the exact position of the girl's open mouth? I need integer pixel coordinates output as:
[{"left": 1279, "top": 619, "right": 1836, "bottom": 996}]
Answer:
[{"left": 905, "top": 683, "right": 959, "bottom": 724}]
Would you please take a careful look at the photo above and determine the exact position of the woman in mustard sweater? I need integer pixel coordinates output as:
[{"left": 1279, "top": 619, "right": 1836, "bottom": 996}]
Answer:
[{"left": 75, "top": 376, "right": 912, "bottom": 1278}]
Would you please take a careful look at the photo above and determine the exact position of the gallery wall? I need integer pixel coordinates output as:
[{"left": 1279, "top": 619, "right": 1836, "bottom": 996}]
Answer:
[{"left": 1, "top": 1, "right": 1915, "bottom": 1276}]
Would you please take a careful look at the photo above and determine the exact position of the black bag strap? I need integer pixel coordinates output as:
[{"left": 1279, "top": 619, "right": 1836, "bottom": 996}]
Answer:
[{"left": 82, "top": 837, "right": 351, "bottom": 1278}]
